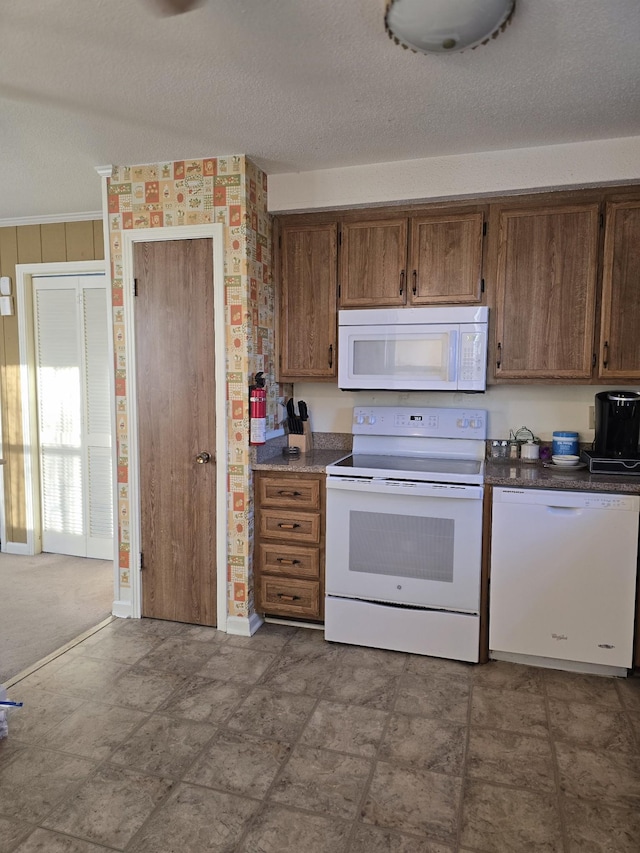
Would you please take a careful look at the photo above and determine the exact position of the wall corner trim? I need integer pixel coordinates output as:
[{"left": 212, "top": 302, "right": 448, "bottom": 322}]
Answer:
[
  {"left": 111, "top": 600, "right": 133, "bottom": 619},
  {"left": 95, "top": 165, "right": 115, "bottom": 179},
  {"left": 226, "top": 613, "right": 264, "bottom": 637}
]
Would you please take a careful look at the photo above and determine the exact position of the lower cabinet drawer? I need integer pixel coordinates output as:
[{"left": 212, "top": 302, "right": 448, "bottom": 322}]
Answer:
[
  {"left": 258, "top": 543, "right": 320, "bottom": 579},
  {"left": 259, "top": 577, "right": 321, "bottom": 619},
  {"left": 258, "top": 477, "right": 320, "bottom": 510},
  {"left": 259, "top": 510, "right": 320, "bottom": 544}
]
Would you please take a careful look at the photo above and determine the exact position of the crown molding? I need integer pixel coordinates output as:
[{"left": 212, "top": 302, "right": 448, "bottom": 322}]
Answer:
[
  {"left": 95, "top": 164, "right": 114, "bottom": 178},
  {"left": 0, "top": 211, "right": 103, "bottom": 228}
]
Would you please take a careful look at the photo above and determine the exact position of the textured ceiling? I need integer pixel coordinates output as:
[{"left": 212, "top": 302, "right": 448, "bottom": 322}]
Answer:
[{"left": 0, "top": 0, "right": 639, "bottom": 220}]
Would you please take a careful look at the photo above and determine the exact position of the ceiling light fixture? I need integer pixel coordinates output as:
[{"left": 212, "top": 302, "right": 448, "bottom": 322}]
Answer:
[{"left": 385, "top": 0, "right": 516, "bottom": 54}]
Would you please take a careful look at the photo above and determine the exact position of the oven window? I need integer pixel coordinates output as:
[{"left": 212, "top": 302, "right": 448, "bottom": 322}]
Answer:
[{"left": 348, "top": 510, "right": 454, "bottom": 583}]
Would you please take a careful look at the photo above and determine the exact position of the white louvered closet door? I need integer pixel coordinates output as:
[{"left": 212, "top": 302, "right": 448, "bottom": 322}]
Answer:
[{"left": 33, "top": 274, "right": 113, "bottom": 559}]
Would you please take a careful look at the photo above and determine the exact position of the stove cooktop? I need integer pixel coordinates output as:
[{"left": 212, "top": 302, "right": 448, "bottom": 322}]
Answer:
[{"left": 327, "top": 453, "right": 485, "bottom": 485}]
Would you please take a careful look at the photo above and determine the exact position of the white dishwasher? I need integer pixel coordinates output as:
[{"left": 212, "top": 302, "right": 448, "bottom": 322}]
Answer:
[{"left": 489, "top": 487, "right": 639, "bottom": 675}]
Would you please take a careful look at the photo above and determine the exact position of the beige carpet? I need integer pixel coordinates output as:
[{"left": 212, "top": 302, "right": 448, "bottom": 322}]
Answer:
[{"left": 0, "top": 552, "right": 113, "bottom": 685}]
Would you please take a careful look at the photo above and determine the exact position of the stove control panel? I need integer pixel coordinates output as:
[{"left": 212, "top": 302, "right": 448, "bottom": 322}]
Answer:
[{"left": 352, "top": 406, "right": 487, "bottom": 439}]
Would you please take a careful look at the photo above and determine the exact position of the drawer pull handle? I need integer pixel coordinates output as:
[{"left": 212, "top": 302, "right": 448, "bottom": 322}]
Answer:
[
  {"left": 277, "top": 490, "right": 301, "bottom": 497},
  {"left": 276, "top": 558, "right": 301, "bottom": 565},
  {"left": 278, "top": 522, "right": 300, "bottom": 529},
  {"left": 277, "top": 593, "right": 301, "bottom": 602}
]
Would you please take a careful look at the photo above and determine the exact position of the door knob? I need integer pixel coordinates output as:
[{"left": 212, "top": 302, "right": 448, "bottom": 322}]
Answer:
[{"left": 195, "top": 451, "right": 212, "bottom": 464}]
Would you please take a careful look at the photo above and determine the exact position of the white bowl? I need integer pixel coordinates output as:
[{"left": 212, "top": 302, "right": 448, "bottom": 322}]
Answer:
[{"left": 552, "top": 455, "right": 581, "bottom": 467}]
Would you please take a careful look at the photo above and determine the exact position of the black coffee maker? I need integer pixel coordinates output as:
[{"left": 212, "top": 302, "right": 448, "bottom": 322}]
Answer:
[{"left": 588, "top": 391, "right": 640, "bottom": 471}]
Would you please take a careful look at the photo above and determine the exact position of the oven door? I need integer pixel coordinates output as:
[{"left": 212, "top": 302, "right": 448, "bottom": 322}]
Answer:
[{"left": 325, "top": 477, "right": 483, "bottom": 613}]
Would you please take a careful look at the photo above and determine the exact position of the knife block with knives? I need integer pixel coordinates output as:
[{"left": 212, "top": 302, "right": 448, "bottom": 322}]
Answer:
[{"left": 286, "top": 398, "right": 313, "bottom": 453}]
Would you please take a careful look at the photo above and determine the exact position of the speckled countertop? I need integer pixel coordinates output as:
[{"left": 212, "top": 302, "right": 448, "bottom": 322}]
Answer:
[
  {"left": 251, "top": 433, "right": 351, "bottom": 473},
  {"left": 485, "top": 459, "right": 640, "bottom": 494},
  {"left": 252, "top": 434, "right": 640, "bottom": 492}
]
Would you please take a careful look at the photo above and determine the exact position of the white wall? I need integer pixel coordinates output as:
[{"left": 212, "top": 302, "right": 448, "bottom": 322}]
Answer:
[
  {"left": 271, "top": 135, "right": 640, "bottom": 441},
  {"left": 268, "top": 135, "right": 640, "bottom": 212},
  {"left": 292, "top": 382, "right": 640, "bottom": 443}
]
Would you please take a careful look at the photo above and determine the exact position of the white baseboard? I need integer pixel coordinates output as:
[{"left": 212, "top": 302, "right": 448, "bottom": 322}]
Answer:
[
  {"left": 2, "top": 542, "right": 32, "bottom": 555},
  {"left": 111, "top": 600, "right": 132, "bottom": 619},
  {"left": 226, "top": 612, "right": 264, "bottom": 637}
]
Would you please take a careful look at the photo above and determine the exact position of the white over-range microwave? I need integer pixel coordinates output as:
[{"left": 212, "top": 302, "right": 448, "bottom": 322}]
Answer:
[{"left": 338, "top": 306, "right": 489, "bottom": 392}]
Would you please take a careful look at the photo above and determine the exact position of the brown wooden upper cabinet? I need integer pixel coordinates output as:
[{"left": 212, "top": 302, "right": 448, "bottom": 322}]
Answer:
[
  {"left": 493, "top": 202, "right": 600, "bottom": 381},
  {"left": 278, "top": 222, "right": 338, "bottom": 381},
  {"left": 339, "top": 209, "right": 486, "bottom": 308},
  {"left": 597, "top": 200, "right": 640, "bottom": 381},
  {"left": 339, "top": 218, "right": 408, "bottom": 307}
]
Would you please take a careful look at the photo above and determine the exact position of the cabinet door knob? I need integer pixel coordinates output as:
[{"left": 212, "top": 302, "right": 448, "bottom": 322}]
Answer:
[{"left": 195, "top": 451, "right": 212, "bottom": 464}]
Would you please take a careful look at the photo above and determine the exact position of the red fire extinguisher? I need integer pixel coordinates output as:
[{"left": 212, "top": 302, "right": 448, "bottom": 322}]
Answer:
[{"left": 249, "top": 372, "right": 267, "bottom": 445}]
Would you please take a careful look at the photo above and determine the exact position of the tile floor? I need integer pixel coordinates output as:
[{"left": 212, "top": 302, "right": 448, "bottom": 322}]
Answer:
[{"left": 1, "top": 618, "right": 640, "bottom": 852}]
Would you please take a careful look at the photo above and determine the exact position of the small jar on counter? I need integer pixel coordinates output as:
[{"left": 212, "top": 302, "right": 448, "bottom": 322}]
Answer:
[
  {"left": 520, "top": 440, "right": 540, "bottom": 461},
  {"left": 491, "top": 440, "right": 508, "bottom": 458}
]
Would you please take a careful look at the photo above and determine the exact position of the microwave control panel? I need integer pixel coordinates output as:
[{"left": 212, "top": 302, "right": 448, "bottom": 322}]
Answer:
[{"left": 459, "top": 332, "right": 487, "bottom": 383}]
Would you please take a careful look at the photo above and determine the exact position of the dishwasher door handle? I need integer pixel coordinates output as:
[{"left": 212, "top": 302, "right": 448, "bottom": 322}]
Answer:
[{"left": 545, "top": 506, "right": 583, "bottom": 515}]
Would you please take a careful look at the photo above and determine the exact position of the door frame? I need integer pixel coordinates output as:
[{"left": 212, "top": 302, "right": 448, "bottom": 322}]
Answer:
[
  {"left": 121, "top": 225, "right": 228, "bottom": 631},
  {"left": 15, "top": 260, "right": 111, "bottom": 559}
]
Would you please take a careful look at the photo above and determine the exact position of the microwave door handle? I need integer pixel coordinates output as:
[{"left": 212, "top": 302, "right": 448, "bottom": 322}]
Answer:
[{"left": 448, "top": 329, "right": 459, "bottom": 381}]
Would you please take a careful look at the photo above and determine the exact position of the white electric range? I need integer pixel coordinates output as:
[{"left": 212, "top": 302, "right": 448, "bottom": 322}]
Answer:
[{"left": 325, "top": 405, "right": 487, "bottom": 662}]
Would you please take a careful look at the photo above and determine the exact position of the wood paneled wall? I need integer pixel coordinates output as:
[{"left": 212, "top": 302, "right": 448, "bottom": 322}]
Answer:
[{"left": 0, "top": 220, "right": 104, "bottom": 544}]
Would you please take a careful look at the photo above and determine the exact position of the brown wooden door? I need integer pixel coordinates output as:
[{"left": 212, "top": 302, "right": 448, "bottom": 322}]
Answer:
[
  {"left": 409, "top": 210, "right": 485, "bottom": 304},
  {"left": 598, "top": 200, "right": 640, "bottom": 380},
  {"left": 278, "top": 222, "right": 338, "bottom": 380},
  {"left": 134, "top": 239, "right": 217, "bottom": 625},
  {"left": 493, "top": 203, "right": 599, "bottom": 380},
  {"left": 339, "top": 218, "right": 408, "bottom": 307}
]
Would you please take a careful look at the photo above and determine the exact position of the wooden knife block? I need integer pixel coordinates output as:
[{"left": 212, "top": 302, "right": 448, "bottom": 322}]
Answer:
[{"left": 288, "top": 421, "right": 313, "bottom": 453}]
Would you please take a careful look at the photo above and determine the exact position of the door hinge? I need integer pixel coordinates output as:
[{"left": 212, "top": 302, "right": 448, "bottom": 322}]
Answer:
[
  {"left": 140, "top": 552, "right": 144, "bottom": 570},
  {"left": 134, "top": 278, "right": 138, "bottom": 297},
  {"left": 483, "top": 221, "right": 487, "bottom": 236},
  {"left": 599, "top": 212, "right": 604, "bottom": 228},
  {"left": 278, "top": 235, "right": 282, "bottom": 249},
  {"left": 338, "top": 283, "right": 341, "bottom": 299},
  {"left": 481, "top": 278, "right": 485, "bottom": 293},
  {"left": 338, "top": 229, "right": 342, "bottom": 246}
]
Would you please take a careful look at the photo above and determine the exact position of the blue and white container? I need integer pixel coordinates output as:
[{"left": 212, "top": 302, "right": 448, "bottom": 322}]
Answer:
[{"left": 552, "top": 431, "right": 579, "bottom": 456}]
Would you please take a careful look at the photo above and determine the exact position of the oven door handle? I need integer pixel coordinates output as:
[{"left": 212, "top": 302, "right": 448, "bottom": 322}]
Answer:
[{"left": 326, "top": 477, "right": 483, "bottom": 500}]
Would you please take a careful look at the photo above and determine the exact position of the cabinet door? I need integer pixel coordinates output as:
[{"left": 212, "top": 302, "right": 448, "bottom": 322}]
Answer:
[
  {"left": 279, "top": 223, "right": 337, "bottom": 380},
  {"left": 493, "top": 203, "right": 599, "bottom": 380},
  {"left": 339, "top": 218, "right": 408, "bottom": 307},
  {"left": 598, "top": 200, "right": 640, "bottom": 380},
  {"left": 409, "top": 211, "right": 485, "bottom": 304}
]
